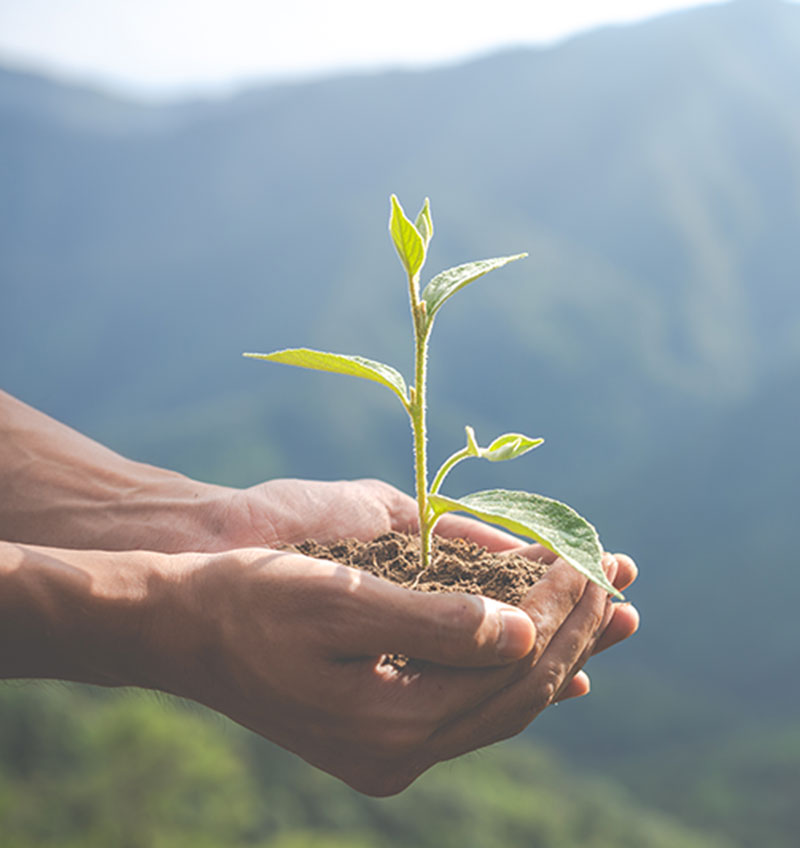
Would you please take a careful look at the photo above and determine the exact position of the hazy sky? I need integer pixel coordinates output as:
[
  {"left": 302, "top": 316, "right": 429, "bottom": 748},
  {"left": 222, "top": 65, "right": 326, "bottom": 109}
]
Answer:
[{"left": 0, "top": 0, "right": 741, "bottom": 99}]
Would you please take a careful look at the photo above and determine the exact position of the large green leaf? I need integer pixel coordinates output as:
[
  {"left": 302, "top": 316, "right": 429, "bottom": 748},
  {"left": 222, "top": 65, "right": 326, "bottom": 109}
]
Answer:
[
  {"left": 420, "top": 254, "right": 527, "bottom": 325},
  {"left": 243, "top": 348, "right": 408, "bottom": 406},
  {"left": 389, "top": 194, "right": 426, "bottom": 281},
  {"left": 428, "top": 489, "right": 620, "bottom": 597}
]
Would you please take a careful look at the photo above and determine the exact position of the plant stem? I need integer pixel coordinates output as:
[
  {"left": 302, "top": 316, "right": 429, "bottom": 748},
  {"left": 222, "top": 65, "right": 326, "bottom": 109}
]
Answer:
[
  {"left": 414, "top": 327, "right": 432, "bottom": 569},
  {"left": 407, "top": 276, "right": 433, "bottom": 571},
  {"left": 429, "top": 447, "right": 471, "bottom": 496}
]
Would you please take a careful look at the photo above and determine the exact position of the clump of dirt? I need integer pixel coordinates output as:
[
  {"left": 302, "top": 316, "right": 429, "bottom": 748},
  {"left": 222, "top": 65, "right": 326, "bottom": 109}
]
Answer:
[{"left": 290, "top": 531, "right": 549, "bottom": 606}]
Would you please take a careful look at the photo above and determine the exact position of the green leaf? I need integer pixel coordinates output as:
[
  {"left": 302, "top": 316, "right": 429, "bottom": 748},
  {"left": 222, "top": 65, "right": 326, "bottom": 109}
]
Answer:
[
  {"left": 389, "top": 195, "right": 426, "bottom": 280},
  {"left": 414, "top": 197, "right": 433, "bottom": 248},
  {"left": 420, "top": 254, "right": 527, "bottom": 325},
  {"left": 243, "top": 348, "right": 408, "bottom": 407},
  {"left": 467, "top": 427, "right": 544, "bottom": 461},
  {"left": 428, "top": 489, "right": 620, "bottom": 597}
]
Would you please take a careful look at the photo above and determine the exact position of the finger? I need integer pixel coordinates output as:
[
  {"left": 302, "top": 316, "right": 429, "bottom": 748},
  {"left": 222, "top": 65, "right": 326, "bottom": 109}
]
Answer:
[
  {"left": 345, "top": 570, "right": 537, "bottom": 667},
  {"left": 591, "top": 602, "right": 640, "bottom": 654},
  {"left": 554, "top": 670, "right": 591, "bottom": 701},
  {"left": 536, "top": 575, "right": 612, "bottom": 704},
  {"left": 552, "top": 589, "right": 615, "bottom": 701},
  {"left": 430, "top": 571, "right": 611, "bottom": 760},
  {"left": 518, "top": 558, "right": 590, "bottom": 663},
  {"left": 502, "top": 543, "right": 559, "bottom": 564},
  {"left": 610, "top": 552, "right": 638, "bottom": 592},
  {"left": 384, "top": 492, "right": 525, "bottom": 552},
  {"left": 433, "top": 513, "right": 525, "bottom": 552},
  {"left": 370, "top": 653, "right": 529, "bottom": 731}
]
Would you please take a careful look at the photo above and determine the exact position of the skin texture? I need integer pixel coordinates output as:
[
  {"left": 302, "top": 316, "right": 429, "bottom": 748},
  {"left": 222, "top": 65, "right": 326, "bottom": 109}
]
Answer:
[
  {"left": 167, "top": 547, "right": 635, "bottom": 795},
  {"left": 0, "top": 390, "right": 638, "bottom": 795}
]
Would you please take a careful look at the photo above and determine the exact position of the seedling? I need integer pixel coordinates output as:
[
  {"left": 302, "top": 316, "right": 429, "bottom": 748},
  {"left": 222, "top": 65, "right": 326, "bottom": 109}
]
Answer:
[{"left": 245, "top": 196, "right": 620, "bottom": 597}]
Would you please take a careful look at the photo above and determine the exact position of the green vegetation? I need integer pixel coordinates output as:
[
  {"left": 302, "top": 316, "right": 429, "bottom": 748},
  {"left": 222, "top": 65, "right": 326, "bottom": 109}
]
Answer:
[
  {"left": 245, "top": 196, "right": 617, "bottom": 595},
  {"left": 0, "top": 683, "right": 732, "bottom": 848}
]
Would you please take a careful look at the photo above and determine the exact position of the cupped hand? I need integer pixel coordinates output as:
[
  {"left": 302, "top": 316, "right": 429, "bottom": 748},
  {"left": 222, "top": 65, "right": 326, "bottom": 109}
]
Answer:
[
  {"left": 222, "top": 476, "right": 639, "bottom": 672},
  {"left": 152, "top": 540, "right": 636, "bottom": 796}
]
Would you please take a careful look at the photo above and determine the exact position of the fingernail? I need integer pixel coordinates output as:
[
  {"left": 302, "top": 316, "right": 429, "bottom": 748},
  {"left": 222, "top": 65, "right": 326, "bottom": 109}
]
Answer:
[{"left": 497, "top": 608, "right": 535, "bottom": 660}]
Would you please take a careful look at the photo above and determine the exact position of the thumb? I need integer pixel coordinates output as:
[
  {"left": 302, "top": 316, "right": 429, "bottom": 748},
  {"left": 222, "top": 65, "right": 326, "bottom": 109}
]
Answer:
[{"left": 358, "top": 582, "right": 536, "bottom": 667}]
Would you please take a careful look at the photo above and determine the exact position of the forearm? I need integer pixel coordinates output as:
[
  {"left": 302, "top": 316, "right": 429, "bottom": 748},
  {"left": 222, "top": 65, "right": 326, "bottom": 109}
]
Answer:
[
  {"left": 0, "top": 390, "right": 232, "bottom": 551},
  {"left": 0, "top": 540, "right": 188, "bottom": 687}
]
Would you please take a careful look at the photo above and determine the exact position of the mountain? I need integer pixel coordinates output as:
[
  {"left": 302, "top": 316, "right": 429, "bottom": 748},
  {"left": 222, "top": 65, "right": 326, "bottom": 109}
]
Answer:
[
  {"left": 2, "top": 2, "right": 798, "bottom": 446},
  {"left": 1, "top": 1, "right": 799, "bottom": 844}
]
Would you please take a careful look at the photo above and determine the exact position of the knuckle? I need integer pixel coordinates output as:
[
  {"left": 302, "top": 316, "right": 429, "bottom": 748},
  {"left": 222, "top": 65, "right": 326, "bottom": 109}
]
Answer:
[
  {"left": 563, "top": 573, "right": 588, "bottom": 606},
  {"left": 537, "top": 663, "right": 563, "bottom": 709},
  {"left": 586, "top": 592, "right": 611, "bottom": 637}
]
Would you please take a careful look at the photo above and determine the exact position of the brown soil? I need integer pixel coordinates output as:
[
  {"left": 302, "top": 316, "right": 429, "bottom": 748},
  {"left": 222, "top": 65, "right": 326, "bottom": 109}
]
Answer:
[{"left": 289, "top": 531, "right": 549, "bottom": 606}]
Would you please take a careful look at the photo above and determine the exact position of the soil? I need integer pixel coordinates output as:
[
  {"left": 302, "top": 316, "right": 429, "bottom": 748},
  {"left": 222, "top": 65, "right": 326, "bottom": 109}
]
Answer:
[{"left": 289, "top": 531, "right": 549, "bottom": 606}]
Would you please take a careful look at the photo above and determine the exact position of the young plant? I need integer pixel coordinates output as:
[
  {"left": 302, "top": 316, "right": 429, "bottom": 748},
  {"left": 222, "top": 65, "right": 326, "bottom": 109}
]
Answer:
[{"left": 245, "top": 196, "right": 620, "bottom": 597}]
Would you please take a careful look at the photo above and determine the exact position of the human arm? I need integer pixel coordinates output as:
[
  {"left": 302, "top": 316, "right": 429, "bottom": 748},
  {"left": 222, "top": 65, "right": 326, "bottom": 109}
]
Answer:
[
  {"left": 0, "top": 389, "right": 230, "bottom": 552},
  {"left": 0, "top": 389, "right": 525, "bottom": 553},
  {"left": 0, "top": 390, "right": 633, "bottom": 584},
  {"left": 0, "top": 390, "right": 639, "bottom": 792},
  {"left": 0, "top": 539, "right": 634, "bottom": 796},
  {"left": 0, "top": 388, "right": 638, "bottom": 689}
]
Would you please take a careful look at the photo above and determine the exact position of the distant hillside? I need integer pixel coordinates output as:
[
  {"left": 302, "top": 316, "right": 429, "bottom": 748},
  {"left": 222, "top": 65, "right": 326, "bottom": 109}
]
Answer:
[
  {"left": 0, "top": 685, "right": 732, "bottom": 848},
  {"left": 2, "top": 2, "right": 800, "bottom": 844},
  {"left": 3, "top": 1, "right": 800, "bottom": 416}
]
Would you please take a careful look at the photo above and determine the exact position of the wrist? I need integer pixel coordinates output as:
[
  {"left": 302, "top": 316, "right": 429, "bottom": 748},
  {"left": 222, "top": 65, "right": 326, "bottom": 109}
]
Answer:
[
  {"left": 18, "top": 455, "right": 235, "bottom": 554},
  {"left": 97, "top": 467, "right": 237, "bottom": 553},
  {"left": 0, "top": 541, "right": 195, "bottom": 689},
  {"left": 0, "top": 390, "right": 236, "bottom": 552}
]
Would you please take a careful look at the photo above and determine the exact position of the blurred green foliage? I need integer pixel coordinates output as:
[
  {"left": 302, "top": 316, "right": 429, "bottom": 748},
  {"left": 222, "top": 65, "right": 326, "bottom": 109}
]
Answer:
[{"left": 0, "top": 684, "right": 732, "bottom": 848}]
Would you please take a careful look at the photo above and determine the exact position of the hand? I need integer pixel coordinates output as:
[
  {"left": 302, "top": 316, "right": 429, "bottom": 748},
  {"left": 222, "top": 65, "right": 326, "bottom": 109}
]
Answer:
[
  {"left": 2, "top": 392, "right": 638, "bottom": 796},
  {"left": 219, "top": 476, "right": 566, "bottom": 550},
  {"left": 219, "top": 476, "right": 639, "bottom": 692},
  {"left": 149, "top": 543, "right": 636, "bottom": 796},
  {"left": 1, "top": 479, "right": 637, "bottom": 797}
]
